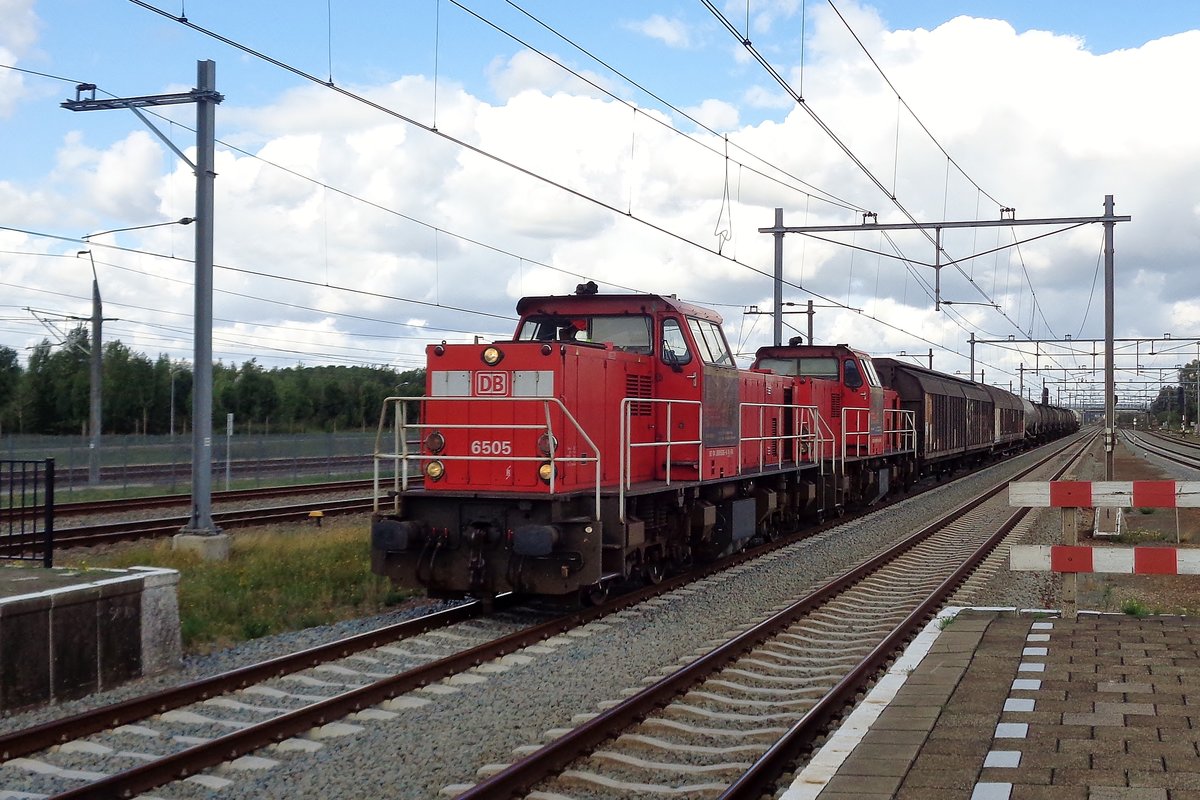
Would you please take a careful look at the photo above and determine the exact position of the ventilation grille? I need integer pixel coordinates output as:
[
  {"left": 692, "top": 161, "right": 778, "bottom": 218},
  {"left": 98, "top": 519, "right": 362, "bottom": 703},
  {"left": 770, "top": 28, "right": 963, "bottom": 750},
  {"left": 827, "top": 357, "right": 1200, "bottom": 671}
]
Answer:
[{"left": 625, "top": 374, "right": 653, "bottom": 416}]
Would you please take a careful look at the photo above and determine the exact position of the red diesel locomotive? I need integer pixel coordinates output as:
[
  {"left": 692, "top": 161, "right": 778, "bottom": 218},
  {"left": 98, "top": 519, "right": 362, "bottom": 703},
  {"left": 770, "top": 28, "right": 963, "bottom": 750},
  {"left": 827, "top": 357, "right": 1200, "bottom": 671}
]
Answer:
[{"left": 369, "top": 284, "right": 1073, "bottom": 601}]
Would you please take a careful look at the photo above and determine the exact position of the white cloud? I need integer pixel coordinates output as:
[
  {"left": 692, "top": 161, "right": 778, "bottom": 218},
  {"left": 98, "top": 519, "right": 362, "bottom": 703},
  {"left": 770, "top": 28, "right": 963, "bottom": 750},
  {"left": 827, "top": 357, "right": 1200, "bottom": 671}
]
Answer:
[
  {"left": 682, "top": 99, "right": 739, "bottom": 132},
  {"left": 0, "top": 0, "right": 39, "bottom": 52},
  {"left": 2, "top": 0, "right": 1198, "bottom": 401},
  {"left": 486, "top": 50, "right": 613, "bottom": 102},
  {"left": 0, "top": 0, "right": 39, "bottom": 117},
  {"left": 742, "top": 85, "right": 794, "bottom": 110},
  {"left": 626, "top": 15, "right": 693, "bottom": 49}
]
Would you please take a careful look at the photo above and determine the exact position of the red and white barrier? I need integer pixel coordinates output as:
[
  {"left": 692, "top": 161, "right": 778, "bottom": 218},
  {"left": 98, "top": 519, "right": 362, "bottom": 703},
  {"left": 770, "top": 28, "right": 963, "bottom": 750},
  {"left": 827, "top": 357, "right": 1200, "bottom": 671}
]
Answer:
[
  {"left": 1010, "top": 544, "right": 1200, "bottom": 575},
  {"left": 1009, "top": 480, "right": 1200, "bottom": 509},
  {"left": 1008, "top": 480, "right": 1199, "bottom": 617}
]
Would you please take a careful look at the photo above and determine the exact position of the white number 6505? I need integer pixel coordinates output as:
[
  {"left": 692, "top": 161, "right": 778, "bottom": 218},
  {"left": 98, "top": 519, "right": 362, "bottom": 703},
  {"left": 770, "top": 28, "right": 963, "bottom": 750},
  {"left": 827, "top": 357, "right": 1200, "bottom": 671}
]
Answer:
[{"left": 470, "top": 440, "right": 512, "bottom": 455}]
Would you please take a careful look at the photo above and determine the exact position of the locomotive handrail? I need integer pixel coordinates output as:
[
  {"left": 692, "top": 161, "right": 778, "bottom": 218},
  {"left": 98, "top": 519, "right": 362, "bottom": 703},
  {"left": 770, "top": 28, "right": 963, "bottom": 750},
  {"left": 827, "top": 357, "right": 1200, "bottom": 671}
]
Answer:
[
  {"left": 811, "top": 408, "right": 838, "bottom": 478},
  {"left": 371, "top": 396, "right": 602, "bottom": 519},
  {"left": 840, "top": 407, "right": 916, "bottom": 461},
  {"left": 737, "top": 403, "right": 830, "bottom": 473},
  {"left": 889, "top": 408, "right": 917, "bottom": 453},
  {"left": 840, "top": 407, "right": 873, "bottom": 461},
  {"left": 619, "top": 398, "right": 704, "bottom": 522}
]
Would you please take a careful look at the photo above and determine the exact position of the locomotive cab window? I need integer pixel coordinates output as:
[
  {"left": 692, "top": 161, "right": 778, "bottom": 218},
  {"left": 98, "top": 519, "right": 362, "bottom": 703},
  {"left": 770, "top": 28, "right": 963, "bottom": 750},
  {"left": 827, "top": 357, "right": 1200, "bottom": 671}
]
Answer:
[
  {"left": 661, "top": 318, "right": 692, "bottom": 366},
  {"left": 517, "top": 315, "right": 652, "bottom": 352},
  {"left": 757, "top": 357, "right": 839, "bottom": 379},
  {"left": 592, "top": 316, "right": 652, "bottom": 352},
  {"left": 686, "top": 318, "right": 735, "bottom": 367},
  {"left": 844, "top": 358, "right": 863, "bottom": 390},
  {"left": 860, "top": 357, "right": 881, "bottom": 387}
]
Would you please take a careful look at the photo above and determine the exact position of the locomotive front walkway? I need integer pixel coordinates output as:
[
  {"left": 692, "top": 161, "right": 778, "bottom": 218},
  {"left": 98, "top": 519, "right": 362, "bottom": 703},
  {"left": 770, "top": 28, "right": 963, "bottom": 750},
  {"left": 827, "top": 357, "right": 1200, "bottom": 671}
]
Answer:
[{"left": 788, "top": 608, "right": 1200, "bottom": 800}]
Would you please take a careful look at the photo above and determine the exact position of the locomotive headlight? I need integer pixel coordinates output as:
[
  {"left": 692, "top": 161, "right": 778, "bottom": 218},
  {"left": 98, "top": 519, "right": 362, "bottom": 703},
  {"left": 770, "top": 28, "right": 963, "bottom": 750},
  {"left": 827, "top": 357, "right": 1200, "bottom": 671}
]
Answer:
[
  {"left": 536, "top": 433, "right": 558, "bottom": 456},
  {"left": 424, "top": 431, "right": 445, "bottom": 453},
  {"left": 425, "top": 460, "right": 445, "bottom": 481},
  {"left": 481, "top": 346, "right": 504, "bottom": 366},
  {"left": 537, "top": 462, "right": 554, "bottom": 483}
]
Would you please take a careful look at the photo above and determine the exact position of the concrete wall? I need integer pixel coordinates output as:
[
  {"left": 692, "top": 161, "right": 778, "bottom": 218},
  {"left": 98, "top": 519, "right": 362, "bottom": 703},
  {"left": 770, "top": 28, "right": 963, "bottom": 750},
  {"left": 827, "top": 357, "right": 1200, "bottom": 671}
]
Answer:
[{"left": 0, "top": 566, "right": 181, "bottom": 712}]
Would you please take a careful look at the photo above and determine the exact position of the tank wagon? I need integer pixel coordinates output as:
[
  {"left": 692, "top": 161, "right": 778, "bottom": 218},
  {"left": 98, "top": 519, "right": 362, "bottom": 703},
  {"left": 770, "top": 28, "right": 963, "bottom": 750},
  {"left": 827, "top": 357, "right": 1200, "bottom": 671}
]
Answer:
[{"left": 369, "top": 287, "right": 1075, "bottom": 602}]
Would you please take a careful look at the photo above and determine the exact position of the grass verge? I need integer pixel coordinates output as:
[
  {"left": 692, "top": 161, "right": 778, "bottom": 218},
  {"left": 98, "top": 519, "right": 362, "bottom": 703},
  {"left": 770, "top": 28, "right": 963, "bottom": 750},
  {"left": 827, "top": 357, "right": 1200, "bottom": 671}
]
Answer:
[{"left": 59, "top": 518, "right": 417, "bottom": 653}]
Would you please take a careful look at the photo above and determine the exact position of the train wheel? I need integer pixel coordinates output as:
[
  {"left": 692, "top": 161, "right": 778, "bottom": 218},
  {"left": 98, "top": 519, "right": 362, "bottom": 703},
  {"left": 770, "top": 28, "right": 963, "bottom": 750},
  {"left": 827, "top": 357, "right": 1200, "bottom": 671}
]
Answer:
[
  {"left": 644, "top": 561, "right": 664, "bottom": 585},
  {"left": 583, "top": 582, "right": 609, "bottom": 606}
]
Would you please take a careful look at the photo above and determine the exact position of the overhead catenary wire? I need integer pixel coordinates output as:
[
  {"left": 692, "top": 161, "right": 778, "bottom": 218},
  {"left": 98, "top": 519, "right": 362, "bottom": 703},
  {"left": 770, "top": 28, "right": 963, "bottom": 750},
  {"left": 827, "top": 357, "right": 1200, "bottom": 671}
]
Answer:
[
  {"left": 8, "top": 10, "right": 1068, "bottom": 377},
  {"left": 100, "top": 6, "right": 950, "bottom": 353},
  {"left": 491, "top": 0, "right": 864, "bottom": 213},
  {"left": 823, "top": 0, "right": 1004, "bottom": 209},
  {"left": 2, "top": 17, "right": 964, "bottom": 358},
  {"left": 699, "top": 0, "right": 1068, "bottom": 348}
]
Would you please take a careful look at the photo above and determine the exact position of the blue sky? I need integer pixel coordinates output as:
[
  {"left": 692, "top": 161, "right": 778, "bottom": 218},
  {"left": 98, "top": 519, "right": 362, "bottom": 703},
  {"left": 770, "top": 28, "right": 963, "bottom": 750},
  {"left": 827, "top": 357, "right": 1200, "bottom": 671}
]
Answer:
[
  {"left": 3, "top": 1, "right": 1199, "bottom": 399},
  {"left": 13, "top": 0, "right": 1194, "bottom": 175},
  {"left": 869, "top": 0, "right": 1197, "bottom": 52}
]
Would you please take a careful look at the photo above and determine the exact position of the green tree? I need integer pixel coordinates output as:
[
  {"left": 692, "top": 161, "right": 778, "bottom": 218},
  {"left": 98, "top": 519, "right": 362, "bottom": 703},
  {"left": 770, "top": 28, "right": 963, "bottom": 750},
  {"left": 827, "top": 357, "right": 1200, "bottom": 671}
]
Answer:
[
  {"left": 25, "top": 330, "right": 91, "bottom": 434},
  {"left": 0, "top": 345, "right": 21, "bottom": 431},
  {"left": 102, "top": 342, "right": 157, "bottom": 433}
]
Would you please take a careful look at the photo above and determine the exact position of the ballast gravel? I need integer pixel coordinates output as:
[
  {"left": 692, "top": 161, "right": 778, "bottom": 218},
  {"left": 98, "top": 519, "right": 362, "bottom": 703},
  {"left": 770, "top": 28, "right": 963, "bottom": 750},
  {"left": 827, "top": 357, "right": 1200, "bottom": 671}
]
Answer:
[{"left": 0, "top": 444, "right": 1073, "bottom": 799}]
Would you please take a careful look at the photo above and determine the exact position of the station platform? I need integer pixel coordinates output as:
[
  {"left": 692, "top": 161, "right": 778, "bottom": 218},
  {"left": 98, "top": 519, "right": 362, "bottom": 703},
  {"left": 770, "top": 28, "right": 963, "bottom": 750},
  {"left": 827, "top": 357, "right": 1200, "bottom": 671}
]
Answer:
[
  {"left": 0, "top": 564, "right": 181, "bottom": 712},
  {"left": 788, "top": 608, "right": 1200, "bottom": 800}
]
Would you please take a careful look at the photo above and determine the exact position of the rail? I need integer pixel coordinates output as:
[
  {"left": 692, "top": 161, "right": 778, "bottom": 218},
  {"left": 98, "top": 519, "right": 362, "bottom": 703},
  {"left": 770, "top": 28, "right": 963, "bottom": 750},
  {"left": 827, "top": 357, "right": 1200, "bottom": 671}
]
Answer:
[
  {"left": 0, "top": 458, "right": 54, "bottom": 567},
  {"left": 372, "top": 396, "right": 602, "bottom": 519}
]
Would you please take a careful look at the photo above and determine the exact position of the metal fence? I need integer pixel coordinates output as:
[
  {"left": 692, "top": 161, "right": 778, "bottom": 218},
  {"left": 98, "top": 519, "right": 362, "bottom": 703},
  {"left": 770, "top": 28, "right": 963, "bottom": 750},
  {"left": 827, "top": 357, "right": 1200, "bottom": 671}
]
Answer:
[
  {"left": 0, "top": 459, "right": 54, "bottom": 567},
  {"left": 0, "top": 432, "right": 375, "bottom": 494}
]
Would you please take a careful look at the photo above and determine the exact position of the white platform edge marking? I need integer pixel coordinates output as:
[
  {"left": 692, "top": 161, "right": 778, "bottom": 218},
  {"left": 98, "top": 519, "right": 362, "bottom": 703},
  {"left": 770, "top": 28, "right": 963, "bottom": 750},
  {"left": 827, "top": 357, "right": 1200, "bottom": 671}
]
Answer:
[{"left": 780, "top": 605, "right": 974, "bottom": 800}]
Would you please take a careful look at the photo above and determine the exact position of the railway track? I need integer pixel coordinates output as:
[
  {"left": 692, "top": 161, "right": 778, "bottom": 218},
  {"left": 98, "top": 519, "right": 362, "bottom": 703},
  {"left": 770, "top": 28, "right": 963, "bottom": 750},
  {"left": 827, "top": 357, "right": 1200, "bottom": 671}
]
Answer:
[
  {"left": 0, "top": 497, "right": 375, "bottom": 554},
  {"left": 8, "top": 478, "right": 376, "bottom": 521},
  {"left": 1121, "top": 429, "right": 1200, "bottom": 472},
  {"left": 30, "top": 454, "right": 374, "bottom": 490},
  {"left": 0, "top": 511, "right": 841, "bottom": 800},
  {"left": 456, "top": 434, "right": 1091, "bottom": 799},
  {"left": 1, "top": 479, "right": 402, "bottom": 555},
  {"left": 0, "top": 435, "right": 1088, "bottom": 798}
]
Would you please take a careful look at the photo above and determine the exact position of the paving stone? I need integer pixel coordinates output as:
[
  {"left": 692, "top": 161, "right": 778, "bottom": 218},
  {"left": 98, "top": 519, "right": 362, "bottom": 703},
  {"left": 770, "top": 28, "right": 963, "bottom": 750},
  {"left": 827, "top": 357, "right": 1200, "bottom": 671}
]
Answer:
[
  {"left": 1007, "top": 781, "right": 1088, "bottom": 799},
  {"left": 988, "top": 766, "right": 1052, "bottom": 785},
  {"left": 902, "top": 767, "right": 979, "bottom": 790},
  {"left": 1056, "top": 739, "right": 1127, "bottom": 756},
  {"left": 917, "top": 738, "right": 993, "bottom": 757},
  {"left": 1095, "top": 701, "right": 1156, "bottom": 716},
  {"left": 822, "top": 774, "right": 904, "bottom": 795},
  {"left": 837, "top": 755, "right": 914, "bottom": 777},
  {"left": 1087, "top": 788, "right": 1168, "bottom": 800},
  {"left": 1052, "top": 768, "right": 1137, "bottom": 786},
  {"left": 1127, "top": 740, "right": 1194, "bottom": 758},
  {"left": 1129, "top": 770, "right": 1200, "bottom": 790}
]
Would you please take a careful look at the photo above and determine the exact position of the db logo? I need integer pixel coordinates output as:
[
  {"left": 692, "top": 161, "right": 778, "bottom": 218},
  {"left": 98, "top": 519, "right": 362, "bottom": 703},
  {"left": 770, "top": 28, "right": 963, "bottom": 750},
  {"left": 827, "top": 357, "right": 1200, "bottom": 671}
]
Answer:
[{"left": 474, "top": 372, "right": 509, "bottom": 396}]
